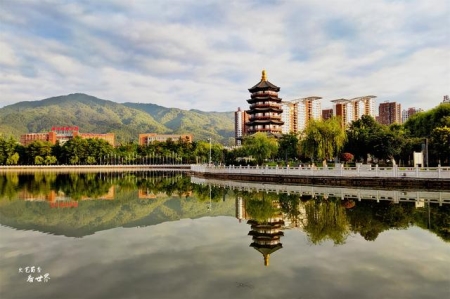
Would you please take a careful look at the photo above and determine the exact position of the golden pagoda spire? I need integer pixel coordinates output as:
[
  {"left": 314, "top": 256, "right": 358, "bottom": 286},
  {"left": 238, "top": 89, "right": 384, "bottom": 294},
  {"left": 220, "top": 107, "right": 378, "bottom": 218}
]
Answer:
[
  {"left": 261, "top": 69, "right": 267, "bottom": 81},
  {"left": 264, "top": 254, "right": 270, "bottom": 266}
]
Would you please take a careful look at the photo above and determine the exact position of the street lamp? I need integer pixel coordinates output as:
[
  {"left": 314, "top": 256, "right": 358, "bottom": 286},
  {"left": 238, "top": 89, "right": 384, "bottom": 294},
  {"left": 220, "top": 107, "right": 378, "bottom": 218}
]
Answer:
[{"left": 208, "top": 137, "right": 212, "bottom": 166}]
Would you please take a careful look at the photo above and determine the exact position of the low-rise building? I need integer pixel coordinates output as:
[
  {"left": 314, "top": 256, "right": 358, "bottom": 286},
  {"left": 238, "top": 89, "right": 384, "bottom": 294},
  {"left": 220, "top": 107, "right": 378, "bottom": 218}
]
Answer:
[
  {"left": 138, "top": 133, "right": 193, "bottom": 145},
  {"left": 20, "top": 126, "right": 115, "bottom": 146}
]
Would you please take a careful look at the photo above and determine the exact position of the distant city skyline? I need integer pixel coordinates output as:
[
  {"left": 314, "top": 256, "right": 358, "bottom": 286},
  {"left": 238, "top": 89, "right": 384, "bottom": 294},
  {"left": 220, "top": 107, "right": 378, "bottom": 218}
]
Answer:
[{"left": 1, "top": 0, "right": 448, "bottom": 112}]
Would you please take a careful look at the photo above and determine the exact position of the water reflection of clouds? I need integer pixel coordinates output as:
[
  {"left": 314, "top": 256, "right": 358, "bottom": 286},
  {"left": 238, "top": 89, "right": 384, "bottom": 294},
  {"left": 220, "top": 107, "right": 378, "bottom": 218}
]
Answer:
[{"left": 1, "top": 218, "right": 449, "bottom": 299}]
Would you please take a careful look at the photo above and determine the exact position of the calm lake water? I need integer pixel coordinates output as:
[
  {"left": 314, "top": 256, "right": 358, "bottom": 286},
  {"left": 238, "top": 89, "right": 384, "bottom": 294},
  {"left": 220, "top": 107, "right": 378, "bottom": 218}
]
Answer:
[{"left": 0, "top": 172, "right": 449, "bottom": 299}]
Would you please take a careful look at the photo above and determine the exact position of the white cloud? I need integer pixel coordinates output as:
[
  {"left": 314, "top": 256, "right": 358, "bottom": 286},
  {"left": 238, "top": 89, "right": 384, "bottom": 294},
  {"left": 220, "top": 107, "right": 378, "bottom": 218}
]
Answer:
[{"left": 0, "top": 0, "right": 448, "bottom": 110}]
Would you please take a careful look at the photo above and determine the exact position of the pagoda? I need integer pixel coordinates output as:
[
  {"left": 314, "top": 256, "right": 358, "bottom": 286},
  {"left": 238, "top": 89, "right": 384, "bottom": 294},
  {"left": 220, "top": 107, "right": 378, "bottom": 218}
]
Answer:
[{"left": 245, "top": 70, "right": 284, "bottom": 135}]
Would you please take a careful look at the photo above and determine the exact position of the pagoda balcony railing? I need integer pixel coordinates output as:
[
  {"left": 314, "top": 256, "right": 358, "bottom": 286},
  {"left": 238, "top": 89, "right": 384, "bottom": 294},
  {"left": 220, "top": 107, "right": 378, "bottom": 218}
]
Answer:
[
  {"left": 249, "top": 103, "right": 282, "bottom": 109},
  {"left": 252, "top": 90, "right": 278, "bottom": 97},
  {"left": 246, "top": 128, "right": 282, "bottom": 134},
  {"left": 250, "top": 115, "right": 282, "bottom": 121}
]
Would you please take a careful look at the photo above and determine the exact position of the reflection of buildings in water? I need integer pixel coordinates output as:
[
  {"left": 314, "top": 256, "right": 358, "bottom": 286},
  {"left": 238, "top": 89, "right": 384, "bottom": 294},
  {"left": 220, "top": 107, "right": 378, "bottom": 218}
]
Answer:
[
  {"left": 236, "top": 197, "right": 248, "bottom": 223},
  {"left": 415, "top": 199, "right": 425, "bottom": 208},
  {"left": 19, "top": 190, "right": 77, "bottom": 208},
  {"left": 88, "top": 186, "right": 115, "bottom": 200},
  {"left": 19, "top": 190, "right": 68, "bottom": 202},
  {"left": 18, "top": 186, "right": 116, "bottom": 207},
  {"left": 138, "top": 189, "right": 160, "bottom": 199},
  {"left": 247, "top": 200, "right": 285, "bottom": 266},
  {"left": 138, "top": 189, "right": 192, "bottom": 199}
]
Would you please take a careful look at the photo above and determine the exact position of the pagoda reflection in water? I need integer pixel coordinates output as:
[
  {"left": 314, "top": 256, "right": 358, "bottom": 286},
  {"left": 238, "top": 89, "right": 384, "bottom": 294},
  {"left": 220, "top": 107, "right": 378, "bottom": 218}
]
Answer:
[{"left": 239, "top": 195, "right": 285, "bottom": 266}]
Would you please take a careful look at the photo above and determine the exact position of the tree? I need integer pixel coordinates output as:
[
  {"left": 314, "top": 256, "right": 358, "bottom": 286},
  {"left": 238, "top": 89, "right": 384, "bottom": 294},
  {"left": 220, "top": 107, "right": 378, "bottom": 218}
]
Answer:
[
  {"left": 277, "top": 132, "right": 300, "bottom": 164},
  {"left": 344, "top": 115, "right": 383, "bottom": 163},
  {"left": 404, "top": 103, "right": 450, "bottom": 138},
  {"left": 6, "top": 153, "right": 20, "bottom": 165},
  {"left": 371, "top": 124, "right": 407, "bottom": 165},
  {"left": 86, "top": 138, "right": 114, "bottom": 164},
  {"left": 25, "top": 140, "right": 54, "bottom": 165},
  {"left": 430, "top": 126, "right": 450, "bottom": 165},
  {"left": 62, "top": 136, "right": 89, "bottom": 164},
  {"left": 0, "top": 136, "right": 20, "bottom": 165},
  {"left": 340, "top": 152, "right": 354, "bottom": 166},
  {"left": 300, "top": 118, "right": 346, "bottom": 163},
  {"left": 193, "top": 140, "right": 210, "bottom": 164},
  {"left": 242, "top": 132, "right": 278, "bottom": 165}
]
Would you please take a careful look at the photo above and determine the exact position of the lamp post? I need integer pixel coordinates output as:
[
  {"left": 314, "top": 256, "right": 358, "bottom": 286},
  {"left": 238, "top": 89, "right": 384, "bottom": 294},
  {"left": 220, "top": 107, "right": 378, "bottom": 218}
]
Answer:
[{"left": 209, "top": 138, "right": 212, "bottom": 166}]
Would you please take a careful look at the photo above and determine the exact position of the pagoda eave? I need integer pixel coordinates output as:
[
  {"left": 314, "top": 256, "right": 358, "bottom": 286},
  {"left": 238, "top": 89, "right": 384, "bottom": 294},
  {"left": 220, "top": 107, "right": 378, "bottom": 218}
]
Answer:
[
  {"left": 247, "top": 97, "right": 282, "bottom": 104},
  {"left": 246, "top": 108, "right": 283, "bottom": 114}
]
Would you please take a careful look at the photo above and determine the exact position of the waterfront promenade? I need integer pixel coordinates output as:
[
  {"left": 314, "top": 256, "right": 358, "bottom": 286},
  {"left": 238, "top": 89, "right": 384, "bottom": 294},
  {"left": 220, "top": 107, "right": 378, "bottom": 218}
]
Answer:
[
  {"left": 1, "top": 163, "right": 449, "bottom": 189},
  {"left": 192, "top": 164, "right": 450, "bottom": 179},
  {"left": 191, "top": 164, "right": 450, "bottom": 190}
]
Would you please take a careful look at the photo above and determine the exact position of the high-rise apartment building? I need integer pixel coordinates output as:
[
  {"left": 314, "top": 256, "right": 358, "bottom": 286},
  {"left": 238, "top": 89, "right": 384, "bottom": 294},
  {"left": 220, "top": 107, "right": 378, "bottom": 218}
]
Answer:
[
  {"left": 402, "top": 107, "right": 423, "bottom": 123},
  {"left": 322, "top": 109, "right": 333, "bottom": 120},
  {"left": 234, "top": 107, "right": 248, "bottom": 145},
  {"left": 331, "top": 98, "right": 352, "bottom": 127},
  {"left": 279, "top": 97, "right": 322, "bottom": 134},
  {"left": 351, "top": 96, "right": 376, "bottom": 119},
  {"left": 443, "top": 95, "right": 449, "bottom": 103},
  {"left": 245, "top": 70, "right": 284, "bottom": 135},
  {"left": 280, "top": 101, "right": 295, "bottom": 134},
  {"left": 378, "top": 101, "right": 402, "bottom": 125},
  {"left": 295, "top": 96, "right": 322, "bottom": 132},
  {"left": 331, "top": 95, "right": 376, "bottom": 127}
]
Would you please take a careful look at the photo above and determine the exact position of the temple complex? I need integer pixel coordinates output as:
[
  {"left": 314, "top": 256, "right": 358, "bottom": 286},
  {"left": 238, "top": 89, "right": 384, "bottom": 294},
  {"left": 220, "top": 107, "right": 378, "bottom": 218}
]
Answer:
[{"left": 245, "top": 70, "right": 284, "bottom": 136}]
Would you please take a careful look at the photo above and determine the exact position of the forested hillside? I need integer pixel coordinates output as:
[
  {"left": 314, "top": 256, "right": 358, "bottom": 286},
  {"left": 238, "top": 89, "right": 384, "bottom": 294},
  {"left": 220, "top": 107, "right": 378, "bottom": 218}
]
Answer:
[{"left": 0, "top": 93, "right": 235, "bottom": 144}]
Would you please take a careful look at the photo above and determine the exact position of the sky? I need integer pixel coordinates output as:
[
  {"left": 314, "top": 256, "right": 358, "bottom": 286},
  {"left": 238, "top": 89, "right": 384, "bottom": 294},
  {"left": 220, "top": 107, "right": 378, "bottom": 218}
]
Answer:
[{"left": 0, "top": 0, "right": 449, "bottom": 112}]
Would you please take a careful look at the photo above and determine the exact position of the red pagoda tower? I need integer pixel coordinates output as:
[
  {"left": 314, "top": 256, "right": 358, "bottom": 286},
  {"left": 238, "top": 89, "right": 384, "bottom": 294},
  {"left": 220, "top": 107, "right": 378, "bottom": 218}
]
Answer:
[{"left": 245, "top": 70, "right": 284, "bottom": 135}]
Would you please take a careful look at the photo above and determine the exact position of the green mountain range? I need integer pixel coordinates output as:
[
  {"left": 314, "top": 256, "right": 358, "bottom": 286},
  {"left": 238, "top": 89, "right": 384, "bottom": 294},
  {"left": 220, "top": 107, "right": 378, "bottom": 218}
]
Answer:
[{"left": 0, "top": 93, "right": 235, "bottom": 144}]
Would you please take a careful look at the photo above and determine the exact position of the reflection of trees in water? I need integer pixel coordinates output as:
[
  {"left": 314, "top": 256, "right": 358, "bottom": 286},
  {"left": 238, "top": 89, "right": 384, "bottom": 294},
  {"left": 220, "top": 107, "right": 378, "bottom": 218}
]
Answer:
[
  {"left": 303, "top": 197, "right": 350, "bottom": 245},
  {"left": 245, "top": 192, "right": 279, "bottom": 223},
  {"left": 0, "top": 173, "right": 19, "bottom": 199},
  {"left": 413, "top": 204, "right": 450, "bottom": 242},
  {"left": 346, "top": 201, "right": 415, "bottom": 241},
  {"left": 53, "top": 173, "right": 113, "bottom": 200},
  {"left": 235, "top": 189, "right": 450, "bottom": 245},
  {"left": 0, "top": 172, "right": 193, "bottom": 201},
  {"left": 1, "top": 173, "right": 448, "bottom": 242},
  {"left": 191, "top": 184, "right": 227, "bottom": 203}
]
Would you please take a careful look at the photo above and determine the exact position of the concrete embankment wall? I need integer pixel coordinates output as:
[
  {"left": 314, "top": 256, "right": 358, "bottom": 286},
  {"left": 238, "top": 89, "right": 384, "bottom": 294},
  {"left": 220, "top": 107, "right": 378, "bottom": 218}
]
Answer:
[
  {"left": 193, "top": 172, "right": 450, "bottom": 191},
  {"left": 0, "top": 165, "right": 191, "bottom": 173}
]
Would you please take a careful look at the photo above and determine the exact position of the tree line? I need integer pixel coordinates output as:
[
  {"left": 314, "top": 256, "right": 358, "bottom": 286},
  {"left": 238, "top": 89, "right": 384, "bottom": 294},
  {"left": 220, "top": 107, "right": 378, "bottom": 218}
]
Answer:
[
  {"left": 233, "top": 103, "right": 450, "bottom": 166},
  {"left": 0, "top": 103, "right": 449, "bottom": 166},
  {"left": 0, "top": 136, "right": 225, "bottom": 166}
]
